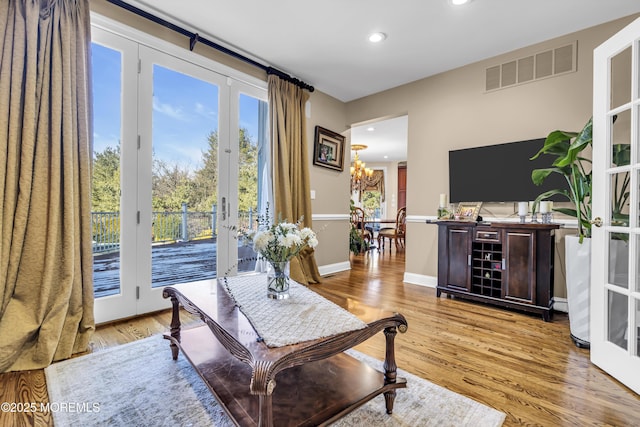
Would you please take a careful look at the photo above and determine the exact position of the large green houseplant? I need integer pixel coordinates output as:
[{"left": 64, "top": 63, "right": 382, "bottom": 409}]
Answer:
[
  {"left": 530, "top": 118, "right": 593, "bottom": 242},
  {"left": 530, "top": 117, "right": 630, "bottom": 348},
  {"left": 530, "top": 117, "right": 630, "bottom": 239}
]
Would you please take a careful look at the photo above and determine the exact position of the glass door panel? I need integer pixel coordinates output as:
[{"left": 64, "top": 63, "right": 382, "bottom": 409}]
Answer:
[
  {"left": 236, "top": 92, "right": 268, "bottom": 273},
  {"left": 137, "top": 46, "right": 225, "bottom": 313},
  {"left": 92, "top": 43, "right": 122, "bottom": 298},
  {"left": 149, "top": 64, "right": 219, "bottom": 287},
  {"left": 91, "top": 28, "right": 138, "bottom": 324}
]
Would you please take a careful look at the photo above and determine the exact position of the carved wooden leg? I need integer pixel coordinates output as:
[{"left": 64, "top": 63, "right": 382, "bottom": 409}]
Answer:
[
  {"left": 383, "top": 325, "right": 398, "bottom": 414},
  {"left": 257, "top": 394, "right": 273, "bottom": 427},
  {"left": 169, "top": 294, "right": 181, "bottom": 360}
]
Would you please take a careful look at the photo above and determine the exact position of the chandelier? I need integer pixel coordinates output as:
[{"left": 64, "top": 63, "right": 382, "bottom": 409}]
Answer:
[{"left": 350, "top": 144, "right": 373, "bottom": 193}]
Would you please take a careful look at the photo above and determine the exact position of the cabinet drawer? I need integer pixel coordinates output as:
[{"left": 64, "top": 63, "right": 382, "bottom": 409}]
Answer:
[{"left": 475, "top": 228, "right": 500, "bottom": 242}]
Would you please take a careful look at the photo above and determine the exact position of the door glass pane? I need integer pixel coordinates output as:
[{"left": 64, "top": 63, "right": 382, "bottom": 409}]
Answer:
[
  {"left": 610, "top": 171, "right": 630, "bottom": 227},
  {"left": 151, "top": 65, "right": 219, "bottom": 287},
  {"left": 610, "top": 46, "right": 631, "bottom": 109},
  {"left": 91, "top": 43, "right": 122, "bottom": 299},
  {"left": 608, "top": 233, "right": 629, "bottom": 288},
  {"left": 637, "top": 235, "right": 640, "bottom": 293},
  {"left": 637, "top": 170, "right": 640, "bottom": 228},
  {"left": 608, "top": 290, "right": 628, "bottom": 350},
  {"left": 611, "top": 109, "right": 631, "bottom": 168},
  {"left": 237, "top": 93, "right": 265, "bottom": 273}
]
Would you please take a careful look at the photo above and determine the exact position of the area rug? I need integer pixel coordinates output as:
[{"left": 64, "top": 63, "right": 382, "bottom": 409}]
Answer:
[{"left": 45, "top": 336, "right": 505, "bottom": 427}]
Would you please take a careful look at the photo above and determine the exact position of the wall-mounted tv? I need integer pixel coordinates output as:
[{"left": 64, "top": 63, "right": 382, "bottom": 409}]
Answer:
[{"left": 449, "top": 138, "right": 569, "bottom": 203}]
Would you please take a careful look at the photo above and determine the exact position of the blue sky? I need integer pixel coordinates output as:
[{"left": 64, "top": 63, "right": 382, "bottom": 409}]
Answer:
[{"left": 92, "top": 43, "right": 260, "bottom": 172}]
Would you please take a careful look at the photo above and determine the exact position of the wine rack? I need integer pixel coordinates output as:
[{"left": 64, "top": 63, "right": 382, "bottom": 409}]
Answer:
[{"left": 471, "top": 242, "right": 503, "bottom": 298}]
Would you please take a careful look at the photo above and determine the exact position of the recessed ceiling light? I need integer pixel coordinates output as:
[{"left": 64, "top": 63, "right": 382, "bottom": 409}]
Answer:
[
  {"left": 367, "top": 127, "right": 375, "bottom": 132},
  {"left": 449, "top": 0, "right": 472, "bottom": 5},
  {"left": 368, "top": 32, "right": 387, "bottom": 43}
]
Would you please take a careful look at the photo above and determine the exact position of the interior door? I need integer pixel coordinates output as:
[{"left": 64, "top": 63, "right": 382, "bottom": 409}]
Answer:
[{"left": 591, "top": 17, "right": 640, "bottom": 394}]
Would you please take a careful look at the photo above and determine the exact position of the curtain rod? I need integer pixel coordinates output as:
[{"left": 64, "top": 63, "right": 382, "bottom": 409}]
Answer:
[{"left": 105, "top": 0, "right": 314, "bottom": 92}]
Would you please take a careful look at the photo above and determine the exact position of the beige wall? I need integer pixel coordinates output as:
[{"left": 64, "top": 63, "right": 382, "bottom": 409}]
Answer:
[
  {"left": 305, "top": 91, "right": 350, "bottom": 267},
  {"left": 344, "top": 14, "right": 639, "bottom": 298}
]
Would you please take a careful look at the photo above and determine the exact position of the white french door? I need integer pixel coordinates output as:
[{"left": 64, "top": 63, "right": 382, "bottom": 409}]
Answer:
[
  {"left": 592, "top": 17, "right": 640, "bottom": 394},
  {"left": 91, "top": 19, "right": 267, "bottom": 323}
]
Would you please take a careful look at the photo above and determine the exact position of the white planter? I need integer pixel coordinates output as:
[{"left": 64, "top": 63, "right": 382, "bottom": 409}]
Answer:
[{"left": 565, "top": 235, "right": 591, "bottom": 348}]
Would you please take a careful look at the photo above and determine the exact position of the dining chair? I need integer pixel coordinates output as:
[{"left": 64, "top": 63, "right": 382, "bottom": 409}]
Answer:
[
  {"left": 350, "top": 206, "right": 372, "bottom": 251},
  {"left": 377, "top": 207, "right": 406, "bottom": 252}
]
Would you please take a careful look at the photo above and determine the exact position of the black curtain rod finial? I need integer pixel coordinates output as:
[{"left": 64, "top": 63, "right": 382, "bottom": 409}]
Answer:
[{"left": 189, "top": 33, "right": 199, "bottom": 51}]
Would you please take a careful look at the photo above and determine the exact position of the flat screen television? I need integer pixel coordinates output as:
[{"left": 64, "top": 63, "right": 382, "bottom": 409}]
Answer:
[{"left": 449, "top": 138, "right": 569, "bottom": 203}]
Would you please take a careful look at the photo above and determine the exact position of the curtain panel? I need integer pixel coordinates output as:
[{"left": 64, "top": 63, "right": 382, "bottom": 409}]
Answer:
[
  {"left": 361, "top": 169, "right": 385, "bottom": 202},
  {"left": 268, "top": 75, "right": 321, "bottom": 285},
  {"left": 0, "top": 0, "right": 95, "bottom": 372}
]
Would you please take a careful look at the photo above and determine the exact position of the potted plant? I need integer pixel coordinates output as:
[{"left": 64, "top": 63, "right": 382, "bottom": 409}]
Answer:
[
  {"left": 349, "top": 201, "right": 367, "bottom": 254},
  {"left": 530, "top": 117, "right": 630, "bottom": 348},
  {"left": 349, "top": 223, "right": 367, "bottom": 255}
]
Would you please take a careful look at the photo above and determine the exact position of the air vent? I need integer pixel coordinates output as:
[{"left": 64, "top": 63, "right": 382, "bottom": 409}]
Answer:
[{"left": 485, "top": 41, "right": 577, "bottom": 92}]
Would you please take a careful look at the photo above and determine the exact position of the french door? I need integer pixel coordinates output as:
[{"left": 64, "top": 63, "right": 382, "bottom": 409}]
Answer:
[
  {"left": 592, "top": 17, "right": 640, "bottom": 394},
  {"left": 91, "top": 22, "right": 266, "bottom": 323}
]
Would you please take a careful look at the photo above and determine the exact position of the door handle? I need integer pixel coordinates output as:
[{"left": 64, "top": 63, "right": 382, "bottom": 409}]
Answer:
[
  {"left": 590, "top": 217, "right": 603, "bottom": 227},
  {"left": 221, "top": 197, "right": 226, "bottom": 221}
]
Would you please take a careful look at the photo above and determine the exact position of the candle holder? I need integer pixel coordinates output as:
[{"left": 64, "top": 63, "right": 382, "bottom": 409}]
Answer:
[{"left": 517, "top": 202, "right": 528, "bottom": 224}]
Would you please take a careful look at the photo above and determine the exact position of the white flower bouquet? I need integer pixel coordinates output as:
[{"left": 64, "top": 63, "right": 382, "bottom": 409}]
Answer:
[{"left": 240, "top": 208, "right": 318, "bottom": 297}]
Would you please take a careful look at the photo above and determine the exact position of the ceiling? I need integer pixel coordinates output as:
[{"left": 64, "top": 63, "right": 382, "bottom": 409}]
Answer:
[{"left": 126, "top": 0, "right": 640, "bottom": 161}]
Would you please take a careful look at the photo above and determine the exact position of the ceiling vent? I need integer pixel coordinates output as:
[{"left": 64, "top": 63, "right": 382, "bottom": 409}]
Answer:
[{"left": 485, "top": 41, "right": 577, "bottom": 92}]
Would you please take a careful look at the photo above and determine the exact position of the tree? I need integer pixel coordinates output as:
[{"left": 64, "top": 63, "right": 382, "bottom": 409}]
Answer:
[
  {"left": 152, "top": 158, "right": 196, "bottom": 211},
  {"left": 237, "top": 128, "right": 258, "bottom": 213},
  {"left": 92, "top": 145, "right": 121, "bottom": 212},
  {"left": 193, "top": 131, "right": 219, "bottom": 211}
]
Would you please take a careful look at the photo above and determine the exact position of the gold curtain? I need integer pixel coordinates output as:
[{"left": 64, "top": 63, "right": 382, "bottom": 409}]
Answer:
[
  {"left": 268, "top": 74, "right": 321, "bottom": 284},
  {"left": 361, "top": 169, "right": 385, "bottom": 202},
  {"left": 0, "top": 0, "right": 95, "bottom": 372}
]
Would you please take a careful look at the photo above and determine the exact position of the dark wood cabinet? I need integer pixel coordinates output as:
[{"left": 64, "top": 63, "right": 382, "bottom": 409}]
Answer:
[{"left": 436, "top": 221, "right": 559, "bottom": 321}]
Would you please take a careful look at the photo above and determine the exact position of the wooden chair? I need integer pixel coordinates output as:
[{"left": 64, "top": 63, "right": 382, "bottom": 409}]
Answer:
[
  {"left": 350, "top": 207, "right": 372, "bottom": 252},
  {"left": 377, "top": 207, "right": 406, "bottom": 252}
]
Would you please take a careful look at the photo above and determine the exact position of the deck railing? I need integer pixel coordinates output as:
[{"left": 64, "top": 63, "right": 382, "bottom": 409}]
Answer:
[{"left": 92, "top": 204, "right": 256, "bottom": 254}]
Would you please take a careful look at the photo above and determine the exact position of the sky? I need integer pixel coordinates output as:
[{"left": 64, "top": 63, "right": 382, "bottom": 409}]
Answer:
[{"left": 91, "top": 42, "right": 260, "bottom": 173}]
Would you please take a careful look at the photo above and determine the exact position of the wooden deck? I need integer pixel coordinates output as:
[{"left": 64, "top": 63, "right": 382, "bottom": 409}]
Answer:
[{"left": 93, "top": 238, "right": 257, "bottom": 298}]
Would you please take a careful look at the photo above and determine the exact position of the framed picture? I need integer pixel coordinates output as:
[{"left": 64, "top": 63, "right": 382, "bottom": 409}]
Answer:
[
  {"left": 313, "top": 126, "right": 345, "bottom": 171},
  {"left": 455, "top": 202, "right": 483, "bottom": 221}
]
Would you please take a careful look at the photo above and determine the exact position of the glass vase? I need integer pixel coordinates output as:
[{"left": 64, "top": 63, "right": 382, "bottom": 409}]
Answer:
[{"left": 267, "top": 260, "right": 291, "bottom": 299}]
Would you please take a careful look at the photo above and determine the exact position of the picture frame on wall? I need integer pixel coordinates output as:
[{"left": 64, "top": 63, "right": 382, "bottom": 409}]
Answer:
[
  {"left": 313, "top": 126, "right": 345, "bottom": 171},
  {"left": 455, "top": 202, "right": 483, "bottom": 221}
]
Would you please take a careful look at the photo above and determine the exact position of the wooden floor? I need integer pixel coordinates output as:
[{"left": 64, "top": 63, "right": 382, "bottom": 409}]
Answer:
[{"left": 1, "top": 249, "right": 639, "bottom": 426}]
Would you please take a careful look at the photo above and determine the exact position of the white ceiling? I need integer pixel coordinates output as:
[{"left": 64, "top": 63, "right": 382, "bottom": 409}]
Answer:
[
  {"left": 350, "top": 116, "right": 408, "bottom": 163},
  {"left": 126, "top": 0, "right": 640, "bottom": 161}
]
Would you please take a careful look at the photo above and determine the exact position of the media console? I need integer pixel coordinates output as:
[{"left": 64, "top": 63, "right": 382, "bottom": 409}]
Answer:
[{"left": 434, "top": 221, "right": 559, "bottom": 321}]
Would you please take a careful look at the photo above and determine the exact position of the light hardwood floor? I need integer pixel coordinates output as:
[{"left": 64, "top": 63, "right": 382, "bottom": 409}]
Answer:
[{"left": 1, "top": 250, "right": 639, "bottom": 426}]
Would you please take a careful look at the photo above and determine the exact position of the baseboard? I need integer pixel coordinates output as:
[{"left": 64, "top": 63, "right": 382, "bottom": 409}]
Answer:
[
  {"left": 553, "top": 297, "right": 568, "bottom": 313},
  {"left": 403, "top": 273, "right": 437, "bottom": 288},
  {"left": 318, "top": 261, "right": 351, "bottom": 277}
]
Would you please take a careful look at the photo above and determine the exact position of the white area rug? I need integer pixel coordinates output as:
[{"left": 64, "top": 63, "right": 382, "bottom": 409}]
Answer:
[{"left": 45, "top": 336, "right": 505, "bottom": 426}]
